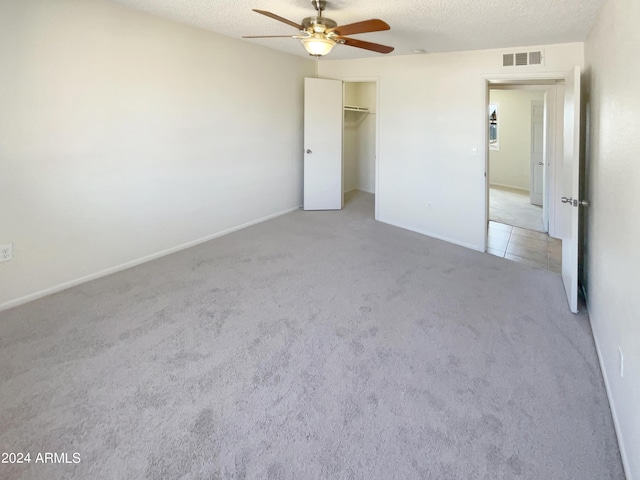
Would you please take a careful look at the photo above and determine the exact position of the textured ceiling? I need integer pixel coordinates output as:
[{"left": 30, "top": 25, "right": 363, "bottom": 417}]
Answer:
[{"left": 108, "top": 0, "right": 605, "bottom": 60}]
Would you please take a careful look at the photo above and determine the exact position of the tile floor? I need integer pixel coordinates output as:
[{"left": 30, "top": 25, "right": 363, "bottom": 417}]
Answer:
[{"left": 488, "top": 221, "right": 562, "bottom": 273}]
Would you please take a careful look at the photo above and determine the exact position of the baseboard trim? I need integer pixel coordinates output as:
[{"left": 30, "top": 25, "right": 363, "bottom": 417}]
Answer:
[
  {"left": 377, "top": 217, "right": 484, "bottom": 253},
  {"left": 0, "top": 205, "right": 301, "bottom": 312},
  {"left": 588, "top": 300, "right": 633, "bottom": 480},
  {"left": 344, "top": 188, "right": 374, "bottom": 195},
  {"left": 489, "top": 182, "right": 530, "bottom": 193}
]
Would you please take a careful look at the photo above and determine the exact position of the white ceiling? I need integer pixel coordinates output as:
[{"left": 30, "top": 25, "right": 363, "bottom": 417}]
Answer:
[{"left": 108, "top": 0, "right": 605, "bottom": 60}]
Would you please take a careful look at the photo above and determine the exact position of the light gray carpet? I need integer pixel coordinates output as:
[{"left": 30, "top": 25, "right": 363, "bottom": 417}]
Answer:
[
  {"left": 490, "top": 186, "right": 545, "bottom": 232},
  {"left": 0, "top": 191, "right": 623, "bottom": 480}
]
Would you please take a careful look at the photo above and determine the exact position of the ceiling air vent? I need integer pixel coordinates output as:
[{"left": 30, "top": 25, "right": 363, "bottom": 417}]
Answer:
[
  {"left": 515, "top": 52, "right": 528, "bottom": 66},
  {"left": 502, "top": 50, "right": 544, "bottom": 67},
  {"left": 529, "top": 51, "right": 542, "bottom": 65},
  {"left": 503, "top": 53, "right": 514, "bottom": 67}
]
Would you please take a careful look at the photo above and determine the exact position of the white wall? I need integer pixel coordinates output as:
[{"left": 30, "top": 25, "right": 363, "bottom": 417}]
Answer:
[
  {"left": 343, "top": 126, "right": 358, "bottom": 192},
  {"left": 343, "top": 82, "right": 376, "bottom": 193},
  {"left": 584, "top": 0, "right": 640, "bottom": 476},
  {"left": 489, "top": 89, "right": 545, "bottom": 190},
  {"left": 319, "top": 44, "right": 583, "bottom": 250},
  {"left": 0, "top": 0, "right": 314, "bottom": 308},
  {"left": 343, "top": 82, "right": 358, "bottom": 193}
]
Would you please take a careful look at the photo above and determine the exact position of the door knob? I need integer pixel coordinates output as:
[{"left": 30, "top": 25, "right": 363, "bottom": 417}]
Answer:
[
  {"left": 306, "top": 149, "right": 312, "bottom": 154},
  {"left": 562, "top": 197, "right": 590, "bottom": 207},
  {"left": 538, "top": 162, "right": 544, "bottom": 166}
]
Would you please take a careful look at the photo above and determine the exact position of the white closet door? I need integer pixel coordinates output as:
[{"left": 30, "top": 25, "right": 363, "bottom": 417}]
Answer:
[{"left": 303, "top": 78, "right": 343, "bottom": 210}]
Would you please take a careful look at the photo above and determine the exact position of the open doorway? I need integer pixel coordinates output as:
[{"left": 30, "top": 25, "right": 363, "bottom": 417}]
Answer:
[
  {"left": 486, "top": 84, "right": 562, "bottom": 273},
  {"left": 343, "top": 81, "right": 376, "bottom": 215},
  {"left": 488, "top": 88, "right": 546, "bottom": 232}
]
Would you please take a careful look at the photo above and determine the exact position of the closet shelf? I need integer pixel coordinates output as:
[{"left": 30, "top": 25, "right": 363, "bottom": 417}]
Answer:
[{"left": 344, "top": 105, "right": 369, "bottom": 112}]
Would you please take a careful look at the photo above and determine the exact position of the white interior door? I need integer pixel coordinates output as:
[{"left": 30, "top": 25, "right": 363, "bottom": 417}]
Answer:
[
  {"left": 560, "top": 66, "right": 582, "bottom": 313},
  {"left": 549, "top": 84, "right": 564, "bottom": 239},
  {"left": 530, "top": 100, "right": 544, "bottom": 206},
  {"left": 303, "top": 77, "right": 343, "bottom": 210}
]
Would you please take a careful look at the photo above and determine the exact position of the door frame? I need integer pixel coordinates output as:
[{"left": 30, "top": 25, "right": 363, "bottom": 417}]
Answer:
[
  {"left": 326, "top": 75, "right": 380, "bottom": 220},
  {"left": 481, "top": 72, "right": 566, "bottom": 252},
  {"left": 485, "top": 82, "right": 561, "bottom": 238}
]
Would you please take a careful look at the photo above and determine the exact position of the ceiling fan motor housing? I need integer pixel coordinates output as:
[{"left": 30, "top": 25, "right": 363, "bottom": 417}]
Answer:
[{"left": 302, "top": 16, "right": 337, "bottom": 32}]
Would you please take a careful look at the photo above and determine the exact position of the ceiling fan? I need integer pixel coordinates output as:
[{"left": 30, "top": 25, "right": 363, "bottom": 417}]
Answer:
[{"left": 242, "top": 0, "right": 394, "bottom": 57}]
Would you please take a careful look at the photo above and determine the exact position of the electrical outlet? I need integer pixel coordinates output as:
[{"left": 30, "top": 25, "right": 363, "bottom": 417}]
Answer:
[
  {"left": 619, "top": 347, "right": 624, "bottom": 378},
  {"left": 0, "top": 243, "right": 12, "bottom": 262}
]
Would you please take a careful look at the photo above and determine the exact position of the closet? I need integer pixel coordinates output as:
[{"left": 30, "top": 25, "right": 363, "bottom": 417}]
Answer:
[{"left": 343, "top": 82, "right": 376, "bottom": 196}]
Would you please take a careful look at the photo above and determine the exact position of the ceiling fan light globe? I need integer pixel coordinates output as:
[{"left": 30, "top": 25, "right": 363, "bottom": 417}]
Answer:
[{"left": 301, "top": 35, "right": 336, "bottom": 56}]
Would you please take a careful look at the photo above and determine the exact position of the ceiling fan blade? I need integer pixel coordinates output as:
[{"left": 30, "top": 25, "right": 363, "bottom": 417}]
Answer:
[
  {"left": 330, "top": 19, "right": 390, "bottom": 36},
  {"left": 252, "top": 9, "right": 302, "bottom": 30},
  {"left": 340, "top": 37, "right": 394, "bottom": 54},
  {"left": 242, "top": 35, "right": 296, "bottom": 38}
]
